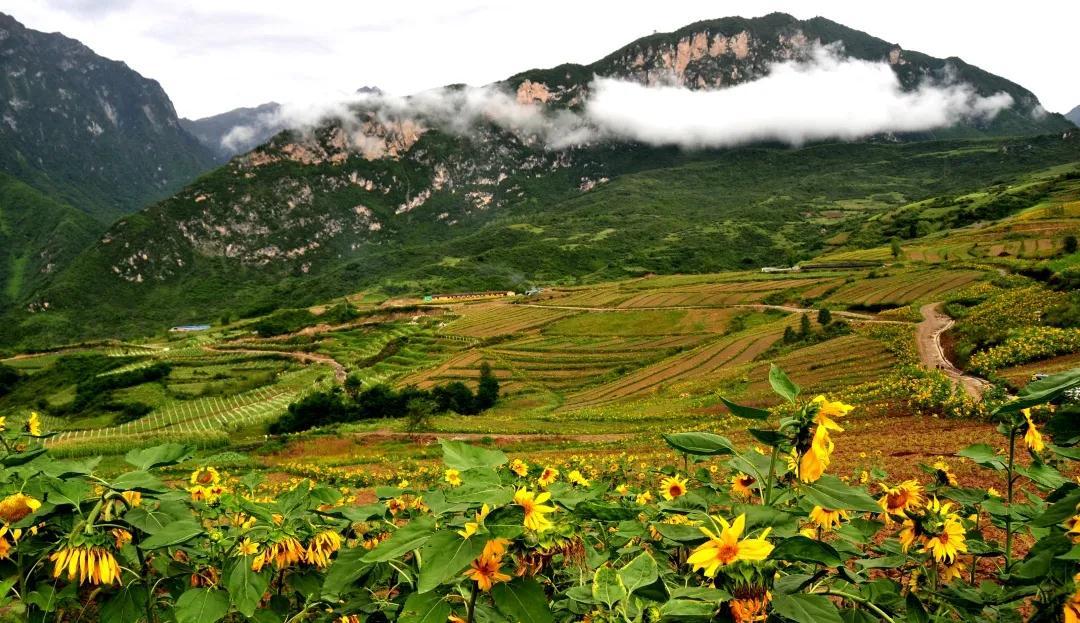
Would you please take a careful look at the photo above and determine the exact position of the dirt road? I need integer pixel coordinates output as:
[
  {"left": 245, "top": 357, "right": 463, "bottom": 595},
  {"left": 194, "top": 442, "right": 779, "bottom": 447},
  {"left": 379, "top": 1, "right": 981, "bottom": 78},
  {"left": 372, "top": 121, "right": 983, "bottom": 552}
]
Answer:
[{"left": 916, "top": 303, "right": 990, "bottom": 399}]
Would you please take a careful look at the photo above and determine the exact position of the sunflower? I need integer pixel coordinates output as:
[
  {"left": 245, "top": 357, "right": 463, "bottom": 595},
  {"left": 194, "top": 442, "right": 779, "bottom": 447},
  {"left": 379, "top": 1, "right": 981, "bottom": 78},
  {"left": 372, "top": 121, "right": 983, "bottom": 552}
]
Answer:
[
  {"left": 729, "top": 591, "right": 771, "bottom": 623},
  {"left": 190, "top": 466, "right": 221, "bottom": 487},
  {"left": 1065, "top": 574, "right": 1080, "bottom": 623},
  {"left": 730, "top": 473, "right": 757, "bottom": 499},
  {"left": 538, "top": 467, "right": 559, "bottom": 488},
  {"left": 798, "top": 427, "right": 832, "bottom": 483},
  {"left": 687, "top": 514, "right": 774, "bottom": 577},
  {"left": 808, "top": 506, "right": 848, "bottom": 532},
  {"left": 0, "top": 533, "right": 10, "bottom": 559},
  {"left": 931, "top": 461, "right": 958, "bottom": 487},
  {"left": 940, "top": 559, "right": 966, "bottom": 583},
  {"left": 121, "top": 490, "right": 142, "bottom": 508},
  {"left": 464, "top": 552, "right": 510, "bottom": 591},
  {"left": 811, "top": 395, "right": 853, "bottom": 432},
  {"left": 26, "top": 412, "right": 42, "bottom": 437},
  {"left": 1022, "top": 408, "right": 1045, "bottom": 453},
  {"left": 444, "top": 469, "right": 462, "bottom": 487},
  {"left": 514, "top": 488, "right": 555, "bottom": 532},
  {"left": 898, "top": 519, "right": 921, "bottom": 553},
  {"left": 0, "top": 493, "right": 40, "bottom": 524},
  {"left": 660, "top": 475, "right": 688, "bottom": 501},
  {"left": 635, "top": 491, "right": 653, "bottom": 505},
  {"left": 50, "top": 545, "right": 122, "bottom": 585},
  {"left": 306, "top": 530, "right": 343, "bottom": 568},
  {"left": 567, "top": 470, "right": 590, "bottom": 487},
  {"left": 111, "top": 528, "right": 132, "bottom": 549},
  {"left": 924, "top": 517, "right": 967, "bottom": 563},
  {"left": 252, "top": 536, "right": 305, "bottom": 572},
  {"left": 509, "top": 459, "right": 529, "bottom": 477},
  {"left": 236, "top": 538, "right": 260, "bottom": 556},
  {"left": 879, "top": 480, "right": 924, "bottom": 518}
]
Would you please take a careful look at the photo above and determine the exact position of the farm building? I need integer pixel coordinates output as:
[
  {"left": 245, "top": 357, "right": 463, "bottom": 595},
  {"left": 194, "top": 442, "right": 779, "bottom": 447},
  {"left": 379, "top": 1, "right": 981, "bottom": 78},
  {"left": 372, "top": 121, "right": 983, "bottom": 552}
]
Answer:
[{"left": 423, "top": 291, "right": 516, "bottom": 302}]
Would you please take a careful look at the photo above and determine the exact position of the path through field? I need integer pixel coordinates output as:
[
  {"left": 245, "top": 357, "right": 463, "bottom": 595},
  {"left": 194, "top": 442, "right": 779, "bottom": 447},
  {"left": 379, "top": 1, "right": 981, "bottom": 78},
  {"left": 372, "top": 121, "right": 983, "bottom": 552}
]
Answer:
[{"left": 916, "top": 303, "right": 991, "bottom": 399}]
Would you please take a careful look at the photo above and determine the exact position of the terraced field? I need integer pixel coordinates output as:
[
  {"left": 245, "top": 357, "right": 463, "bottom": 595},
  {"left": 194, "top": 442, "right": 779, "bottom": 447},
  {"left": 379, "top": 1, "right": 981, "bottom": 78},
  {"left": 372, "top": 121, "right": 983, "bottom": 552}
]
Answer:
[
  {"left": 825, "top": 269, "right": 984, "bottom": 307},
  {"left": 438, "top": 303, "right": 574, "bottom": 337},
  {"left": 561, "top": 320, "right": 789, "bottom": 409}
]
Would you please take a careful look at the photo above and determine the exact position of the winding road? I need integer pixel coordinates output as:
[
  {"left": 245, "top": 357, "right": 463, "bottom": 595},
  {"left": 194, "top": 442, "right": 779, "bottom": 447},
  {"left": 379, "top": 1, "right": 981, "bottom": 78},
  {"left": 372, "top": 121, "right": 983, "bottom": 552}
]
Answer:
[{"left": 916, "top": 303, "right": 991, "bottom": 399}]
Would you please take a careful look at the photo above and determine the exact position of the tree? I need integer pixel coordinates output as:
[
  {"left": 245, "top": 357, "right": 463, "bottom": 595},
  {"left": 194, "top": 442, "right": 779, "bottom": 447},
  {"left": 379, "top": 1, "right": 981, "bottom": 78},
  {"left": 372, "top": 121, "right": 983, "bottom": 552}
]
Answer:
[
  {"left": 404, "top": 397, "right": 436, "bottom": 433},
  {"left": 475, "top": 362, "right": 500, "bottom": 411},
  {"left": 890, "top": 238, "right": 903, "bottom": 259},
  {"left": 799, "top": 314, "right": 812, "bottom": 337},
  {"left": 1066, "top": 234, "right": 1078, "bottom": 254},
  {"left": 782, "top": 326, "right": 797, "bottom": 343},
  {"left": 343, "top": 374, "right": 363, "bottom": 399},
  {"left": 433, "top": 382, "right": 476, "bottom": 415},
  {"left": 817, "top": 308, "right": 832, "bottom": 326}
]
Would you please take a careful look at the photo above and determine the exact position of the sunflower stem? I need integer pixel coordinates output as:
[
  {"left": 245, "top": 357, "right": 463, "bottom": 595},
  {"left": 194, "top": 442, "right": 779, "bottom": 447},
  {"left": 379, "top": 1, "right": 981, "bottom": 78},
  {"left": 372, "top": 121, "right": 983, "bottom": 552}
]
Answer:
[
  {"left": 763, "top": 445, "right": 780, "bottom": 505},
  {"left": 820, "top": 590, "right": 896, "bottom": 623},
  {"left": 466, "top": 585, "right": 479, "bottom": 623},
  {"left": 1004, "top": 426, "right": 1016, "bottom": 570}
]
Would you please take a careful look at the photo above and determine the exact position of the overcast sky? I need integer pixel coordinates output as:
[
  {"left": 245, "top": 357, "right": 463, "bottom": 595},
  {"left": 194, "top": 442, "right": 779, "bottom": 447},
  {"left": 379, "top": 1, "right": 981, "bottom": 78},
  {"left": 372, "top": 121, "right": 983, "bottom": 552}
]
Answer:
[{"left": 4, "top": 0, "right": 1077, "bottom": 119}]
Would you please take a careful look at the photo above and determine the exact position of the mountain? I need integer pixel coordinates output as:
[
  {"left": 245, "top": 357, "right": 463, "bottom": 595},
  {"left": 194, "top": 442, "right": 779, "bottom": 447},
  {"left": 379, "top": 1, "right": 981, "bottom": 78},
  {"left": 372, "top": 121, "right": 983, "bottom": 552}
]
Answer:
[
  {"left": 181, "top": 102, "right": 284, "bottom": 162},
  {"left": 9, "top": 13, "right": 1080, "bottom": 346},
  {"left": 0, "top": 12, "right": 216, "bottom": 222},
  {"left": 0, "top": 172, "right": 100, "bottom": 308},
  {"left": 1067, "top": 105, "right": 1080, "bottom": 127}
]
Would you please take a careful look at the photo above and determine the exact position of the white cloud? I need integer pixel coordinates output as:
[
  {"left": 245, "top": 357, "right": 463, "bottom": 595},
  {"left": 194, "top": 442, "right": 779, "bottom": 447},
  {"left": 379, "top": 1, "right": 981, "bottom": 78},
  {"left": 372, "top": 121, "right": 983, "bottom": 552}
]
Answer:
[
  {"left": 582, "top": 46, "right": 1014, "bottom": 148},
  {"left": 230, "top": 45, "right": 1013, "bottom": 154}
]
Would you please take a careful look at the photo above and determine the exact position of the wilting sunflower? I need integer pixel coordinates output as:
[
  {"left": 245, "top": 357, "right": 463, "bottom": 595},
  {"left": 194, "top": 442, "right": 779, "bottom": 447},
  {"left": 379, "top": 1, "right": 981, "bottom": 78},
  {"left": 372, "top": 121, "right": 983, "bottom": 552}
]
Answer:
[
  {"left": 1022, "top": 408, "right": 1045, "bottom": 453},
  {"left": 660, "top": 475, "right": 688, "bottom": 501},
  {"left": 687, "top": 514, "right": 773, "bottom": 577},
  {"left": 537, "top": 467, "right": 559, "bottom": 488},
  {"left": 444, "top": 469, "right": 462, "bottom": 487},
  {"left": 0, "top": 493, "right": 40, "bottom": 524},
  {"left": 50, "top": 545, "right": 122, "bottom": 585},
  {"left": 798, "top": 426, "right": 833, "bottom": 483},
  {"left": 809, "top": 506, "right": 848, "bottom": 532},
  {"left": 514, "top": 488, "right": 555, "bottom": 532},
  {"left": 509, "top": 459, "right": 529, "bottom": 477},
  {"left": 121, "top": 490, "right": 142, "bottom": 508},
  {"left": 729, "top": 589, "right": 771, "bottom": 623},
  {"left": 252, "top": 536, "right": 305, "bottom": 572},
  {"left": 306, "top": 530, "right": 343, "bottom": 568},
  {"left": 730, "top": 473, "right": 756, "bottom": 499}
]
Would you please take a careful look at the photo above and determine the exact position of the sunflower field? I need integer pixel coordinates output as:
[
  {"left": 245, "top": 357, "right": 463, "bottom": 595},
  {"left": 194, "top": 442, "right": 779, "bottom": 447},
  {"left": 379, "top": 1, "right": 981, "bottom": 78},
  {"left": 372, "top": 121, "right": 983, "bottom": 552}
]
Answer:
[{"left": 0, "top": 367, "right": 1078, "bottom": 623}]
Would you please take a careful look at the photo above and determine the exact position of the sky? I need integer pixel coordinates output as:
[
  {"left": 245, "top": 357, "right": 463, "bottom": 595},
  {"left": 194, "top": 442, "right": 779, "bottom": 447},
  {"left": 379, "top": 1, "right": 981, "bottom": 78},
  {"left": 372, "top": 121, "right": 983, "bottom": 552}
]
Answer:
[{"left": 3, "top": 0, "right": 1077, "bottom": 120}]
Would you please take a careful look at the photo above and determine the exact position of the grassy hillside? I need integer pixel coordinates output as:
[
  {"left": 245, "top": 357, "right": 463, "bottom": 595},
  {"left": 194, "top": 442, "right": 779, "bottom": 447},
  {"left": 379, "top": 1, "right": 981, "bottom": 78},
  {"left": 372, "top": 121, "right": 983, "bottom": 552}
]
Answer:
[
  {"left": 11, "top": 133, "right": 1080, "bottom": 348},
  {"left": 0, "top": 172, "right": 101, "bottom": 309}
]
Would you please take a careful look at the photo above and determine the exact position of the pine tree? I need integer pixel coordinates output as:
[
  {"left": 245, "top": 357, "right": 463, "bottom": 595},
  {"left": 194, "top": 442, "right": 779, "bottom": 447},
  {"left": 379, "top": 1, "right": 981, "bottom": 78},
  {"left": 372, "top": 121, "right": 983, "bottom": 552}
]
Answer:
[{"left": 475, "top": 362, "right": 500, "bottom": 411}]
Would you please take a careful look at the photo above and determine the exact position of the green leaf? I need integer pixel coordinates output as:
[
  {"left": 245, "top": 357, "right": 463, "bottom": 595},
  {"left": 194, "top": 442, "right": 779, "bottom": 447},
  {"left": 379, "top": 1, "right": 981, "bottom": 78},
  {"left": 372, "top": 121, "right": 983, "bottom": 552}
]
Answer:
[
  {"left": 362, "top": 515, "right": 437, "bottom": 562},
  {"left": 1015, "top": 462, "right": 1068, "bottom": 490},
  {"left": 956, "top": 444, "right": 1007, "bottom": 471},
  {"left": 575, "top": 501, "right": 639, "bottom": 521},
  {"left": 138, "top": 519, "right": 203, "bottom": 549},
  {"left": 227, "top": 558, "right": 269, "bottom": 617},
  {"left": 1033, "top": 488, "right": 1080, "bottom": 527},
  {"left": 772, "top": 593, "right": 844, "bottom": 623},
  {"left": 321, "top": 547, "right": 371, "bottom": 600},
  {"left": 174, "top": 588, "right": 229, "bottom": 623},
  {"left": 995, "top": 368, "right": 1080, "bottom": 415},
  {"left": 99, "top": 585, "right": 146, "bottom": 623},
  {"left": 400, "top": 591, "right": 452, "bottom": 623},
  {"left": 484, "top": 505, "right": 525, "bottom": 540},
  {"left": 124, "top": 500, "right": 189, "bottom": 533},
  {"left": 801, "top": 475, "right": 882, "bottom": 513},
  {"left": 769, "top": 364, "right": 800, "bottom": 404},
  {"left": 618, "top": 551, "right": 659, "bottom": 596},
  {"left": 124, "top": 443, "right": 191, "bottom": 470},
  {"left": 662, "top": 432, "right": 736, "bottom": 456},
  {"left": 417, "top": 531, "right": 486, "bottom": 593},
  {"left": 659, "top": 599, "right": 717, "bottom": 621},
  {"left": 592, "top": 566, "right": 626, "bottom": 608},
  {"left": 491, "top": 578, "right": 554, "bottom": 623},
  {"left": 109, "top": 470, "right": 167, "bottom": 492},
  {"left": 719, "top": 396, "right": 770, "bottom": 420},
  {"left": 770, "top": 536, "right": 843, "bottom": 567},
  {"left": 440, "top": 440, "right": 507, "bottom": 470},
  {"left": 444, "top": 468, "right": 512, "bottom": 505}
]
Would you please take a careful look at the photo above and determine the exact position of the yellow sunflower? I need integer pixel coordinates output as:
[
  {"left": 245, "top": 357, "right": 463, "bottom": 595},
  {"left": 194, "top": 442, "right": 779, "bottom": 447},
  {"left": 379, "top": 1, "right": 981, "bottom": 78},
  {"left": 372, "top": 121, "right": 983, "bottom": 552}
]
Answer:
[
  {"left": 513, "top": 488, "right": 555, "bottom": 532},
  {"left": 687, "top": 514, "right": 773, "bottom": 577},
  {"left": 660, "top": 475, "right": 688, "bottom": 501},
  {"left": 50, "top": 545, "right": 122, "bottom": 585}
]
